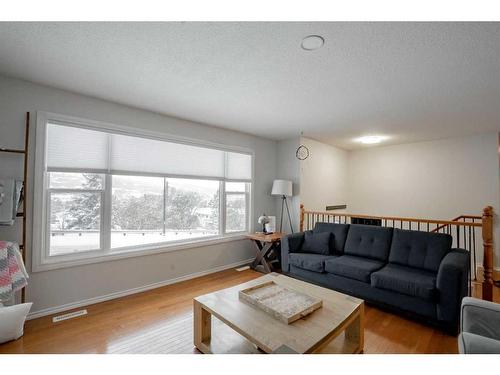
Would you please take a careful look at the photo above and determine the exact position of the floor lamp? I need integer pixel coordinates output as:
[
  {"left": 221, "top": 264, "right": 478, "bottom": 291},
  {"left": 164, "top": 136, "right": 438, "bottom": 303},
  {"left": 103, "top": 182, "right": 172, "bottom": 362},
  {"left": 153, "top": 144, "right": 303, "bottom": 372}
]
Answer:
[{"left": 271, "top": 179, "right": 294, "bottom": 233}]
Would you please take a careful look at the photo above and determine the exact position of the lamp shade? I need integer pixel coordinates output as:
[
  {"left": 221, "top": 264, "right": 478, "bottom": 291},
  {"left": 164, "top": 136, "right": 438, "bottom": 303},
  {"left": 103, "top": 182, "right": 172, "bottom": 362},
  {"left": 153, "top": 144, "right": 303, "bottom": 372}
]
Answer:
[{"left": 271, "top": 179, "right": 293, "bottom": 197}]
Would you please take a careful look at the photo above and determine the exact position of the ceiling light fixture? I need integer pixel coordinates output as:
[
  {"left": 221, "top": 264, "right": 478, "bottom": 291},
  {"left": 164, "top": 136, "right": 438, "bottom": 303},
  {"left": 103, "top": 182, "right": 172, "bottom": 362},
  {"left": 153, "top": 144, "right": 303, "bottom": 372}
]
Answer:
[
  {"left": 356, "top": 135, "right": 389, "bottom": 145},
  {"left": 301, "top": 35, "right": 325, "bottom": 51}
]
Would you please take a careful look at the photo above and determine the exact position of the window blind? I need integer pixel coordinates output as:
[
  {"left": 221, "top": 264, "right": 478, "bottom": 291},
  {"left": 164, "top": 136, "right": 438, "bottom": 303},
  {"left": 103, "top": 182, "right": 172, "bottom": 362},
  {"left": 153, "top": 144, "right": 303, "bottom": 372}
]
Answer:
[
  {"left": 46, "top": 123, "right": 252, "bottom": 180},
  {"left": 226, "top": 152, "right": 252, "bottom": 180},
  {"left": 110, "top": 133, "right": 226, "bottom": 178},
  {"left": 47, "top": 123, "right": 109, "bottom": 171}
]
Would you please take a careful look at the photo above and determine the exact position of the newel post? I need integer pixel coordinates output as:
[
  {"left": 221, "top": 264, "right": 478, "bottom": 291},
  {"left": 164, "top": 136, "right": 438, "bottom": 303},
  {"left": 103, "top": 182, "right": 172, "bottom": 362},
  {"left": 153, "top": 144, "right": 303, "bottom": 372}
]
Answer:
[
  {"left": 300, "top": 204, "right": 305, "bottom": 232},
  {"left": 482, "top": 206, "right": 494, "bottom": 301}
]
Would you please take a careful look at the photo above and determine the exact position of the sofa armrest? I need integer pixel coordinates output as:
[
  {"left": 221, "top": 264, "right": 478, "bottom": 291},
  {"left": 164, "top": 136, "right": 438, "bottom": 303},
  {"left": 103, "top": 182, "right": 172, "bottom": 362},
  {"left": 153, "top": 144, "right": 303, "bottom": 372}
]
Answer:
[
  {"left": 436, "top": 249, "right": 469, "bottom": 327},
  {"left": 461, "top": 297, "right": 500, "bottom": 340},
  {"left": 281, "top": 232, "right": 305, "bottom": 272}
]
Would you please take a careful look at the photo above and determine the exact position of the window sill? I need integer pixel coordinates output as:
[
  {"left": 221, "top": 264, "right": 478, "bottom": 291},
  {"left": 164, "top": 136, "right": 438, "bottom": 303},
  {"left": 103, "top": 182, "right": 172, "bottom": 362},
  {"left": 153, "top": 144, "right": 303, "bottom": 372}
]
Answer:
[{"left": 32, "top": 234, "right": 249, "bottom": 273}]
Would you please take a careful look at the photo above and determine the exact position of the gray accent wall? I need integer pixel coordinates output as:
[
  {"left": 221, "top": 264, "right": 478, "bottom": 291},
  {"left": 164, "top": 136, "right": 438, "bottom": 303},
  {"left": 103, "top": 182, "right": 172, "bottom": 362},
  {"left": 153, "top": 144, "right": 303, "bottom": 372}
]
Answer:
[
  {"left": 0, "top": 74, "right": 277, "bottom": 314},
  {"left": 275, "top": 138, "right": 301, "bottom": 233}
]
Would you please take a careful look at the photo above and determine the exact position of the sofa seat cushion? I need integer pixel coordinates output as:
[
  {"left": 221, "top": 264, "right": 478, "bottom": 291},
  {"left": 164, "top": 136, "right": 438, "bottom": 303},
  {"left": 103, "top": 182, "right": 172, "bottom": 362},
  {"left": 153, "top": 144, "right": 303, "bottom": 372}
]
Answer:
[
  {"left": 371, "top": 264, "right": 437, "bottom": 301},
  {"left": 344, "top": 224, "right": 394, "bottom": 262},
  {"left": 289, "top": 253, "right": 335, "bottom": 273},
  {"left": 324, "top": 255, "right": 385, "bottom": 283}
]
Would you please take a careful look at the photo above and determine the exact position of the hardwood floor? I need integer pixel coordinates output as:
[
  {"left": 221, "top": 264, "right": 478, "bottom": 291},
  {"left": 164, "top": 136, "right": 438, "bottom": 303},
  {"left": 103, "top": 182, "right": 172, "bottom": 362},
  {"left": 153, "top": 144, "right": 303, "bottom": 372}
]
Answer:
[{"left": 1, "top": 268, "right": 499, "bottom": 354}]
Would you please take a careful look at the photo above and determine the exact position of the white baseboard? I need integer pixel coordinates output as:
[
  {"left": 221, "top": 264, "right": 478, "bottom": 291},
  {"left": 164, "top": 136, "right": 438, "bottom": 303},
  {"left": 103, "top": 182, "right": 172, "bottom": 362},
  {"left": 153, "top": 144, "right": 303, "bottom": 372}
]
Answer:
[{"left": 27, "top": 258, "right": 253, "bottom": 320}]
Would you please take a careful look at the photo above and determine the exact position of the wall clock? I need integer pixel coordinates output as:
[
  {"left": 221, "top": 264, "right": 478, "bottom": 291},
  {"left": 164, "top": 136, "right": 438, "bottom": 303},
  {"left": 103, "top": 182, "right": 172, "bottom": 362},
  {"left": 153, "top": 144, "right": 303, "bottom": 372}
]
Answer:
[{"left": 295, "top": 144, "right": 310, "bottom": 160}]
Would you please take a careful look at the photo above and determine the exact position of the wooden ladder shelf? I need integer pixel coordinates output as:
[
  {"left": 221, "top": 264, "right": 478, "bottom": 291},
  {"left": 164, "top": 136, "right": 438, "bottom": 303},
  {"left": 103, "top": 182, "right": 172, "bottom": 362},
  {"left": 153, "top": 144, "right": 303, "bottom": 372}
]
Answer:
[{"left": 0, "top": 112, "right": 29, "bottom": 303}]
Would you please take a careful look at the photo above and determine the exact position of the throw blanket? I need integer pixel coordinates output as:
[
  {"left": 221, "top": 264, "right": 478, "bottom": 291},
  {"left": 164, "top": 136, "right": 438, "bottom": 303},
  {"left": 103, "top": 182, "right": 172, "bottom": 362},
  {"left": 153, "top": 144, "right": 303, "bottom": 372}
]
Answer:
[{"left": 0, "top": 241, "right": 28, "bottom": 302}]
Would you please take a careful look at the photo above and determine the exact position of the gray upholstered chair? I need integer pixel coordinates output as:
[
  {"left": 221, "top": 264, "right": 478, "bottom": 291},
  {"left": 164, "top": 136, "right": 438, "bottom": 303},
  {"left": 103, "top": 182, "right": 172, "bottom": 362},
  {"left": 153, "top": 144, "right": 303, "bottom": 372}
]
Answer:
[{"left": 459, "top": 297, "right": 500, "bottom": 354}]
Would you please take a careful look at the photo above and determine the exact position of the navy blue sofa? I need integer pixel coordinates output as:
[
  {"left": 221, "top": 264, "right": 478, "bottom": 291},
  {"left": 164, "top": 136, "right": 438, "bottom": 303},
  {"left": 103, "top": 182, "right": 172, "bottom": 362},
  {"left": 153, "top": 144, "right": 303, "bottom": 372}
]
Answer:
[{"left": 281, "top": 222, "right": 470, "bottom": 334}]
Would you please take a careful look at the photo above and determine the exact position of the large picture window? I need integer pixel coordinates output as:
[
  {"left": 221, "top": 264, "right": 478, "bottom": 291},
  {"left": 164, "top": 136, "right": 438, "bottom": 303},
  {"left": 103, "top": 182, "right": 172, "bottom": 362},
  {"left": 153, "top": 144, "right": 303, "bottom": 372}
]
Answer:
[{"left": 34, "top": 112, "right": 253, "bottom": 270}]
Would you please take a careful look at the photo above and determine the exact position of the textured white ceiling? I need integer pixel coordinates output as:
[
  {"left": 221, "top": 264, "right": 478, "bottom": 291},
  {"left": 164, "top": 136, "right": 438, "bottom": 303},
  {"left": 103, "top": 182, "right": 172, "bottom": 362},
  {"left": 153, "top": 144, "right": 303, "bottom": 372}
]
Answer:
[{"left": 0, "top": 22, "right": 499, "bottom": 149}]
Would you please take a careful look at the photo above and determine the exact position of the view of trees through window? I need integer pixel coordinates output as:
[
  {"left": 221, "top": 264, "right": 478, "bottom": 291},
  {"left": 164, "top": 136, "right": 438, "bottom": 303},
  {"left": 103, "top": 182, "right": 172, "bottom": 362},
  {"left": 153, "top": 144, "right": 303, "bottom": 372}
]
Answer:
[
  {"left": 225, "top": 182, "right": 247, "bottom": 233},
  {"left": 49, "top": 173, "right": 103, "bottom": 254},
  {"left": 48, "top": 172, "right": 248, "bottom": 255},
  {"left": 111, "top": 176, "right": 220, "bottom": 248}
]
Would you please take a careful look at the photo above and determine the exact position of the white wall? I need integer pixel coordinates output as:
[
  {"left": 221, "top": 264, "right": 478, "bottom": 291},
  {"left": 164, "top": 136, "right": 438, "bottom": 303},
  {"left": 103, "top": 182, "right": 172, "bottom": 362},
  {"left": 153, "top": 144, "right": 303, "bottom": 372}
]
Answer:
[
  {"left": 347, "top": 133, "right": 499, "bottom": 219},
  {"left": 0, "top": 74, "right": 277, "bottom": 315},
  {"left": 347, "top": 133, "right": 500, "bottom": 266},
  {"left": 299, "top": 137, "right": 348, "bottom": 212},
  {"left": 274, "top": 136, "right": 349, "bottom": 233},
  {"left": 297, "top": 133, "right": 500, "bottom": 267}
]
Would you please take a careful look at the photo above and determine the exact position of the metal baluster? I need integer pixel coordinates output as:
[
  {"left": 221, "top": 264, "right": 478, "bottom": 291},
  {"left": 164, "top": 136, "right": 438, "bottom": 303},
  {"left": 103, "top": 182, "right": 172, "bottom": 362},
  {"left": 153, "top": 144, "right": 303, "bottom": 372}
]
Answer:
[
  {"left": 469, "top": 231, "right": 474, "bottom": 296},
  {"left": 472, "top": 224, "right": 477, "bottom": 281},
  {"left": 463, "top": 219, "right": 467, "bottom": 249}
]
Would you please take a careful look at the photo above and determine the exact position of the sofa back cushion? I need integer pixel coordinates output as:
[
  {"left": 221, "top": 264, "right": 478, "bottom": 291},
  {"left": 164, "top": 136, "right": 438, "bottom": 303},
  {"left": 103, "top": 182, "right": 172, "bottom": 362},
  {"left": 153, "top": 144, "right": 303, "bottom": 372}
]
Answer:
[
  {"left": 344, "top": 224, "right": 394, "bottom": 261},
  {"left": 313, "top": 222, "right": 350, "bottom": 254},
  {"left": 301, "top": 230, "right": 332, "bottom": 255},
  {"left": 389, "top": 228, "right": 452, "bottom": 272}
]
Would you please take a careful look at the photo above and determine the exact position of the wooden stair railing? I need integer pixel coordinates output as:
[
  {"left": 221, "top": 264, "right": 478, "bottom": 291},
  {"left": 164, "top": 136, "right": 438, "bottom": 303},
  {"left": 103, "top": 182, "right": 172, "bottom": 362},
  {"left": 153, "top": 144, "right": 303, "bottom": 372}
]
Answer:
[
  {"left": 432, "top": 214, "right": 481, "bottom": 234},
  {"left": 482, "top": 206, "right": 494, "bottom": 301},
  {"left": 299, "top": 204, "right": 494, "bottom": 301},
  {"left": 431, "top": 214, "right": 482, "bottom": 283}
]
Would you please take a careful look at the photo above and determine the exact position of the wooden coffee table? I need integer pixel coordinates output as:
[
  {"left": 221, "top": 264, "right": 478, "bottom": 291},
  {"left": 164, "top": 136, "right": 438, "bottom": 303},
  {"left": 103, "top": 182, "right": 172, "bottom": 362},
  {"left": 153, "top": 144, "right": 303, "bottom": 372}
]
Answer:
[{"left": 193, "top": 273, "right": 364, "bottom": 354}]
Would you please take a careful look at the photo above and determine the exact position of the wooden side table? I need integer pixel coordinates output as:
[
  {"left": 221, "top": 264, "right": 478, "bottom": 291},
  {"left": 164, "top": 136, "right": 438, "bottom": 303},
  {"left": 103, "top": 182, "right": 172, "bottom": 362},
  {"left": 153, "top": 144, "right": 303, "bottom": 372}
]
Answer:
[{"left": 246, "top": 232, "right": 284, "bottom": 273}]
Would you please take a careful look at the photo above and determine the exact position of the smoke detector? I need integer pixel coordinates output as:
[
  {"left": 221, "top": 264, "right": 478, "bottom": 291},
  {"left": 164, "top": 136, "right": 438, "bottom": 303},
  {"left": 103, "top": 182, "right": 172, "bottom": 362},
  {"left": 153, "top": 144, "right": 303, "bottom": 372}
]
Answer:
[{"left": 301, "top": 35, "right": 325, "bottom": 51}]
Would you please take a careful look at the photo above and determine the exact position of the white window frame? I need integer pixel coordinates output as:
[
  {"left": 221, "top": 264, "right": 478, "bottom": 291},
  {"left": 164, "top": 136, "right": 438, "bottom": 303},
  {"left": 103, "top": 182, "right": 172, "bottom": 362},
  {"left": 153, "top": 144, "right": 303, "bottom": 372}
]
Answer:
[{"left": 32, "top": 111, "right": 254, "bottom": 272}]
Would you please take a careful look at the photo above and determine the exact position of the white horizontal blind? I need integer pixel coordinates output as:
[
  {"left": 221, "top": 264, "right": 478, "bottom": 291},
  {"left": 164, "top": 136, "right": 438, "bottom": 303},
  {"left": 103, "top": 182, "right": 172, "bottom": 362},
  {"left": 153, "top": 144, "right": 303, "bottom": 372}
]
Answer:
[
  {"left": 46, "top": 122, "right": 252, "bottom": 180},
  {"left": 226, "top": 152, "right": 252, "bottom": 180},
  {"left": 47, "top": 123, "right": 109, "bottom": 171},
  {"left": 110, "top": 133, "right": 226, "bottom": 178}
]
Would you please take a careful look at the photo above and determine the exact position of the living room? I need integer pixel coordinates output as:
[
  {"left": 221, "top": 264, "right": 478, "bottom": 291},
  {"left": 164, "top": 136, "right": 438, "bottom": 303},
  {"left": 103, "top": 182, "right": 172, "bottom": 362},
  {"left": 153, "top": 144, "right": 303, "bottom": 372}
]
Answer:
[{"left": 1, "top": 2, "right": 500, "bottom": 374}]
